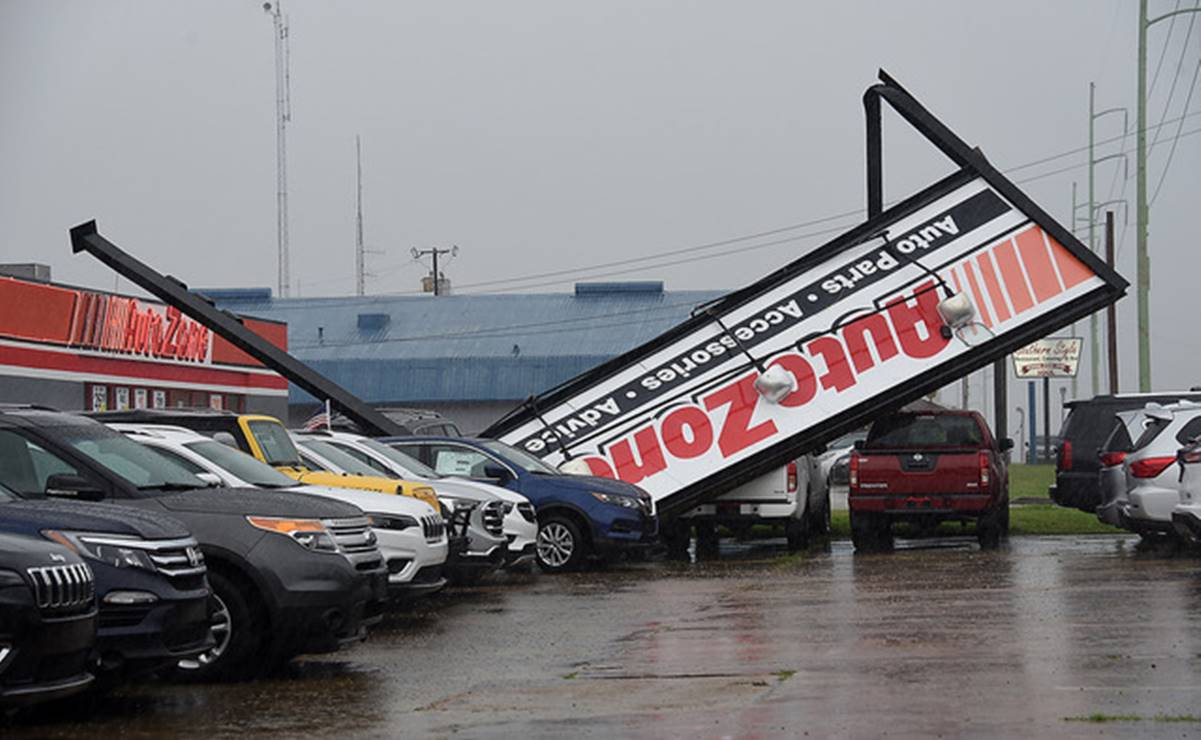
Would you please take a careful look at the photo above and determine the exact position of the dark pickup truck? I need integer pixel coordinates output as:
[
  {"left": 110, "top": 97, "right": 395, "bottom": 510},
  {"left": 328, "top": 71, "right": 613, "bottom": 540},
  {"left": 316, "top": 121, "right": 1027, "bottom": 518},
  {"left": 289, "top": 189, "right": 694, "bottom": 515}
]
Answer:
[{"left": 848, "top": 410, "right": 1011, "bottom": 551}]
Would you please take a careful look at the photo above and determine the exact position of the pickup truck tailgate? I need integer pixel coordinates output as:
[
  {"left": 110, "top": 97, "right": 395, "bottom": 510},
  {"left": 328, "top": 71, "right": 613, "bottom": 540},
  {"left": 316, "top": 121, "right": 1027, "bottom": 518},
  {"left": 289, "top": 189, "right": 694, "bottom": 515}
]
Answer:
[{"left": 857, "top": 450, "right": 982, "bottom": 495}]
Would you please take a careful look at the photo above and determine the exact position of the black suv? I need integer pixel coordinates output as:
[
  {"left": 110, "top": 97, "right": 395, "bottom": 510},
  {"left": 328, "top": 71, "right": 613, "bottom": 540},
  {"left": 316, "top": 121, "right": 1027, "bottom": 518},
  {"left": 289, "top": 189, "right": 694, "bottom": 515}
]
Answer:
[
  {"left": 1053, "top": 391, "right": 1201, "bottom": 512},
  {"left": 0, "top": 407, "right": 387, "bottom": 681},
  {"left": 0, "top": 532, "right": 97, "bottom": 707},
  {"left": 0, "top": 487, "right": 211, "bottom": 679}
]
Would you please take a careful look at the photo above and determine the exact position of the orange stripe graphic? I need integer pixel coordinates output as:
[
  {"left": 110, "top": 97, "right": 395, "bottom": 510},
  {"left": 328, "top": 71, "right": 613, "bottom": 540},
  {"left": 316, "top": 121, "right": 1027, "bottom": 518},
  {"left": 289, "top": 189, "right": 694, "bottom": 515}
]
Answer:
[
  {"left": 1046, "top": 232, "right": 1094, "bottom": 289},
  {"left": 993, "top": 238, "right": 1035, "bottom": 314},
  {"left": 1015, "top": 226, "right": 1063, "bottom": 302},
  {"left": 976, "top": 252, "right": 1012, "bottom": 323},
  {"left": 962, "top": 262, "right": 993, "bottom": 328}
]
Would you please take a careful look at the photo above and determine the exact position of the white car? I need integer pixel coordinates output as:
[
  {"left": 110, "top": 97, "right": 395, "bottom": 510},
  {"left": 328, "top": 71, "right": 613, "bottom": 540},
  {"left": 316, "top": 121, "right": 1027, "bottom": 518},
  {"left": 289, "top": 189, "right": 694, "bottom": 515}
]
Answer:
[
  {"left": 1172, "top": 436, "right": 1201, "bottom": 543},
  {"left": 1120, "top": 402, "right": 1201, "bottom": 538},
  {"left": 293, "top": 431, "right": 538, "bottom": 569},
  {"left": 291, "top": 433, "right": 515, "bottom": 580},
  {"left": 108, "top": 423, "right": 450, "bottom": 598}
]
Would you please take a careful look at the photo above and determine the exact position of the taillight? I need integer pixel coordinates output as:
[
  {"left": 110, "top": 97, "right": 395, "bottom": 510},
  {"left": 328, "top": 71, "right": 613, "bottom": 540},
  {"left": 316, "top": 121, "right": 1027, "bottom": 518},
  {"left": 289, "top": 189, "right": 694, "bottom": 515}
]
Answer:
[
  {"left": 1099, "top": 451, "right": 1127, "bottom": 467},
  {"left": 1130, "top": 456, "right": 1176, "bottom": 479},
  {"left": 979, "top": 451, "right": 990, "bottom": 487},
  {"left": 1181, "top": 449, "right": 1201, "bottom": 465},
  {"left": 786, "top": 461, "right": 798, "bottom": 493},
  {"left": 1060, "top": 440, "right": 1073, "bottom": 470},
  {"left": 849, "top": 454, "right": 859, "bottom": 490}
]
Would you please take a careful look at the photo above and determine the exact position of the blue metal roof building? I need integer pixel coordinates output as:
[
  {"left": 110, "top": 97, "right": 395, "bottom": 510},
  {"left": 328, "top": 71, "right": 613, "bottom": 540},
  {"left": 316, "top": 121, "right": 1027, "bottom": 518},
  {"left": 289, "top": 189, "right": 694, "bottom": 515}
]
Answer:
[{"left": 206, "top": 282, "right": 725, "bottom": 432}]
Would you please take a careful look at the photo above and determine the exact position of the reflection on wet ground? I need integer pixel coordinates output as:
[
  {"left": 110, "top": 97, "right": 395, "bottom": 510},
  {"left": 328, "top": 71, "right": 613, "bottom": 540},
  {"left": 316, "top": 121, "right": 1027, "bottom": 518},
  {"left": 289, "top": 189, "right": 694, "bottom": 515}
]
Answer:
[{"left": 9, "top": 534, "right": 1201, "bottom": 738}]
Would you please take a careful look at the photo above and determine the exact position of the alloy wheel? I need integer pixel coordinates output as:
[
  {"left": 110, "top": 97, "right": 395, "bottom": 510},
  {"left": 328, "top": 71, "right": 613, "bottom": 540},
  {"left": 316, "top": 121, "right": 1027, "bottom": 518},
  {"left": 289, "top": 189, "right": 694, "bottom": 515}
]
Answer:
[
  {"left": 177, "top": 592, "right": 232, "bottom": 671},
  {"left": 537, "top": 522, "right": 575, "bottom": 568}
]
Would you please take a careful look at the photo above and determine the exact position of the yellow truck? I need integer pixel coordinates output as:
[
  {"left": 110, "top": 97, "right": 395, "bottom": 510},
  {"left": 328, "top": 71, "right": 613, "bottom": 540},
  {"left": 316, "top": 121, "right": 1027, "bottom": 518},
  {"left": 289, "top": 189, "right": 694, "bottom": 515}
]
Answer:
[{"left": 88, "top": 410, "right": 441, "bottom": 511}]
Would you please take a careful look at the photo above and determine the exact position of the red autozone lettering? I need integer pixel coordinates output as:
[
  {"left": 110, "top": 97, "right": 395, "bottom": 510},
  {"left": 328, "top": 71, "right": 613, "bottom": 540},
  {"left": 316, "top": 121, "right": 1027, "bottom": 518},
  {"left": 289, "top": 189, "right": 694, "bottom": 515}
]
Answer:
[
  {"left": 68, "top": 291, "right": 210, "bottom": 363},
  {"left": 579, "top": 282, "right": 948, "bottom": 486}
]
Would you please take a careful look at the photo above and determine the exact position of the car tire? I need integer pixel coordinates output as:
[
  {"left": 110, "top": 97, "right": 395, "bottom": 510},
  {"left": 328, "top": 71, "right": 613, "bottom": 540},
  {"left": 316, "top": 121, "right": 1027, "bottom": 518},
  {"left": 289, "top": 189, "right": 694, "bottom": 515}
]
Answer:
[
  {"left": 977, "top": 506, "right": 1004, "bottom": 550},
  {"left": 850, "top": 511, "right": 890, "bottom": 552},
  {"left": 785, "top": 514, "right": 809, "bottom": 551},
  {"left": 537, "top": 515, "right": 587, "bottom": 572},
  {"left": 171, "top": 569, "right": 264, "bottom": 682},
  {"left": 694, "top": 521, "right": 720, "bottom": 556},
  {"left": 808, "top": 490, "right": 832, "bottom": 537},
  {"left": 660, "top": 519, "right": 691, "bottom": 559}
]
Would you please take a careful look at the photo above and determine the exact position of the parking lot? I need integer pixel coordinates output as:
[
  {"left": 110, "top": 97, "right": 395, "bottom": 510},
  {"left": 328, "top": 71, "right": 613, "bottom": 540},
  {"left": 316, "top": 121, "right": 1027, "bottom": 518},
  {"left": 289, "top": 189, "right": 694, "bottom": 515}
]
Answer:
[{"left": 9, "top": 532, "right": 1200, "bottom": 738}]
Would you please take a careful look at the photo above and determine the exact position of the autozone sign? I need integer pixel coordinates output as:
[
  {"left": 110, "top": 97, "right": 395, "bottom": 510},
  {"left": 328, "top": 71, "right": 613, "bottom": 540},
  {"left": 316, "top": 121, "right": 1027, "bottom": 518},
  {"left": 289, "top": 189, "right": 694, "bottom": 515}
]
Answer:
[
  {"left": 486, "top": 172, "right": 1125, "bottom": 512},
  {"left": 68, "top": 290, "right": 211, "bottom": 363}
]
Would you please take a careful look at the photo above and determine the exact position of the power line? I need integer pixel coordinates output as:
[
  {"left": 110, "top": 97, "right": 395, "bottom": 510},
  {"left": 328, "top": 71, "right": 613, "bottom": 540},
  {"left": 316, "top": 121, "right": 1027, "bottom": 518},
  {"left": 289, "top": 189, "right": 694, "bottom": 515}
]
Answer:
[
  {"left": 277, "top": 115, "right": 1201, "bottom": 306},
  {"left": 1150, "top": 0, "right": 1185, "bottom": 96},
  {"left": 1148, "top": 1, "right": 1199, "bottom": 157},
  {"left": 1151, "top": 50, "right": 1201, "bottom": 203}
]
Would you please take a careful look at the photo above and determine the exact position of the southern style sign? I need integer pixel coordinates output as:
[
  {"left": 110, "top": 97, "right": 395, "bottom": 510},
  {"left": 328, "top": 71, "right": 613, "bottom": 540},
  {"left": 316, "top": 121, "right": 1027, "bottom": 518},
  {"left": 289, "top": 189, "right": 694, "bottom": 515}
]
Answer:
[{"left": 1012, "top": 337, "right": 1084, "bottom": 378}]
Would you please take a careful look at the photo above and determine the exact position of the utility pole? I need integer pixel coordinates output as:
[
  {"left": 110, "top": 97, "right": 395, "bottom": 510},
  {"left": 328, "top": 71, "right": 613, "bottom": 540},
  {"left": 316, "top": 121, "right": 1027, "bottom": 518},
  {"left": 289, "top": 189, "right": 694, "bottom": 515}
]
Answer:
[
  {"left": 1086, "top": 83, "right": 1128, "bottom": 396},
  {"left": 1106, "top": 210, "right": 1119, "bottom": 394},
  {"left": 1070, "top": 182, "right": 1080, "bottom": 401},
  {"left": 355, "top": 135, "right": 365, "bottom": 297},
  {"left": 265, "top": 1, "right": 292, "bottom": 298},
  {"left": 412, "top": 246, "right": 458, "bottom": 296},
  {"left": 1136, "top": 1, "right": 1201, "bottom": 390}
]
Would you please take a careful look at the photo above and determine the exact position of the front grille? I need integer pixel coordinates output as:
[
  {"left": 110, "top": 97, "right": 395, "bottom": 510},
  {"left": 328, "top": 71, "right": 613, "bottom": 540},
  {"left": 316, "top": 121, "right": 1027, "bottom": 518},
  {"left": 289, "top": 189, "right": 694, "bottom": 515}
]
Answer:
[
  {"left": 420, "top": 514, "right": 445, "bottom": 543},
  {"left": 27, "top": 562, "right": 95, "bottom": 614},
  {"left": 482, "top": 501, "right": 505, "bottom": 537},
  {"left": 325, "top": 516, "right": 383, "bottom": 571},
  {"left": 517, "top": 502, "right": 536, "bottom": 523},
  {"left": 144, "top": 538, "right": 207, "bottom": 580}
]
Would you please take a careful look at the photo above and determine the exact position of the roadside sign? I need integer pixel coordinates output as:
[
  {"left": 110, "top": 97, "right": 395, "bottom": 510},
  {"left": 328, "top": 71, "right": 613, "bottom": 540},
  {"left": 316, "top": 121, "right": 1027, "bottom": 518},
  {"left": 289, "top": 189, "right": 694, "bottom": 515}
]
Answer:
[
  {"left": 1012, "top": 337, "right": 1083, "bottom": 378},
  {"left": 483, "top": 76, "right": 1126, "bottom": 518}
]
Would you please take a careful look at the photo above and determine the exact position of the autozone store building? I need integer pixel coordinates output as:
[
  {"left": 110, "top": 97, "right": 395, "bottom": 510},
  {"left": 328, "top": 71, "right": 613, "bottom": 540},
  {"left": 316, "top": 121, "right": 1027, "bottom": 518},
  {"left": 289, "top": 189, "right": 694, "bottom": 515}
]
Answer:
[{"left": 0, "top": 271, "right": 288, "bottom": 416}]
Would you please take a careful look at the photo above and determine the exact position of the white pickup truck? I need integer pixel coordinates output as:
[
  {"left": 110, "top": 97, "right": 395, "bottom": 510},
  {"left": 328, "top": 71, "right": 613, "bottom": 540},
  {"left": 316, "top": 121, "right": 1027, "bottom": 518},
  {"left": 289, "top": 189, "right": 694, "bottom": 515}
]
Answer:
[{"left": 676, "top": 455, "right": 830, "bottom": 552}]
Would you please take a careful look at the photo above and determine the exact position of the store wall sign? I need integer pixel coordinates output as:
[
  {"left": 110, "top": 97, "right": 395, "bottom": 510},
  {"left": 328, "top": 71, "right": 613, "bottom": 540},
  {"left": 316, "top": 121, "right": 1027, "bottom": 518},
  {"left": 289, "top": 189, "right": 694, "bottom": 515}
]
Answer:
[
  {"left": 68, "top": 290, "right": 211, "bottom": 363},
  {"left": 1012, "top": 337, "right": 1083, "bottom": 378}
]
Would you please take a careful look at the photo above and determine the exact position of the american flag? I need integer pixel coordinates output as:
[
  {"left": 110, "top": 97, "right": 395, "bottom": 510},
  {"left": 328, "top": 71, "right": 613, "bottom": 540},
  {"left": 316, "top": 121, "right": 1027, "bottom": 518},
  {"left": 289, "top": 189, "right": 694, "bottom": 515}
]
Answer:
[{"left": 302, "top": 400, "right": 332, "bottom": 431}]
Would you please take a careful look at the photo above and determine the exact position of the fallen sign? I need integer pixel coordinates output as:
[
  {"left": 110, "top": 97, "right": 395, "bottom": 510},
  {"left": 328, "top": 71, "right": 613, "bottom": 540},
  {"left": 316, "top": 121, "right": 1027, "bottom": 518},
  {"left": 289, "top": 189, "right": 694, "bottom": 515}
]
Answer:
[
  {"left": 1013, "top": 337, "right": 1084, "bottom": 378},
  {"left": 484, "top": 72, "right": 1127, "bottom": 518}
]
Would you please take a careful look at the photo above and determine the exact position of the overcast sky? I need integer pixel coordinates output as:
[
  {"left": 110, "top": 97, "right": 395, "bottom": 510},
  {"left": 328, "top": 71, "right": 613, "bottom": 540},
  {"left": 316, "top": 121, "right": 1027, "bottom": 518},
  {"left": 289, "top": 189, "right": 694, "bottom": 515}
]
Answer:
[{"left": 2, "top": 1, "right": 1199, "bottom": 418}]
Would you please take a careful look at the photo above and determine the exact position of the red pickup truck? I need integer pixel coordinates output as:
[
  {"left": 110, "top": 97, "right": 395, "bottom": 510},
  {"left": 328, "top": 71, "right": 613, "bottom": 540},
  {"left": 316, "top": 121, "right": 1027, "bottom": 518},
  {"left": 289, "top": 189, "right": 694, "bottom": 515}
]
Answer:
[{"left": 848, "top": 410, "right": 1012, "bottom": 551}]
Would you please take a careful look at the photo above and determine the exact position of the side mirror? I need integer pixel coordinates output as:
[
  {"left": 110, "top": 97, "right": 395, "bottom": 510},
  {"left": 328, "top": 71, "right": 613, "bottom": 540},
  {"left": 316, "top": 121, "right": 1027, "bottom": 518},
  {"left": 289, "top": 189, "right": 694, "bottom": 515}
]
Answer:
[
  {"left": 1000, "top": 438, "right": 1014, "bottom": 451},
  {"left": 482, "top": 463, "right": 511, "bottom": 481},
  {"left": 853, "top": 440, "right": 865, "bottom": 451},
  {"left": 810, "top": 443, "right": 828, "bottom": 456},
  {"left": 195, "top": 472, "right": 223, "bottom": 487},
  {"left": 44, "top": 473, "right": 105, "bottom": 502}
]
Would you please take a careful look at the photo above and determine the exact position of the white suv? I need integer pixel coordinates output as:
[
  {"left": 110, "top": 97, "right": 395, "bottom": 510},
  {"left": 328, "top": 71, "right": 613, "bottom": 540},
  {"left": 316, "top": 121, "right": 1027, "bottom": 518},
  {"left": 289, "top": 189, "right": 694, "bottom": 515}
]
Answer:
[
  {"left": 1120, "top": 402, "right": 1201, "bottom": 538},
  {"left": 294, "top": 431, "right": 538, "bottom": 569},
  {"left": 109, "top": 423, "right": 450, "bottom": 598}
]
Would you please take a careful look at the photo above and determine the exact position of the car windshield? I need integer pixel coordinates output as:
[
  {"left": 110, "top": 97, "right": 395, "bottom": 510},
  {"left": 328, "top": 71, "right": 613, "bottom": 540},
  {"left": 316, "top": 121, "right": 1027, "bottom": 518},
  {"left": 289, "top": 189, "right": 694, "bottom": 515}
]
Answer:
[
  {"left": 359, "top": 438, "right": 442, "bottom": 478},
  {"left": 865, "top": 414, "right": 984, "bottom": 450},
  {"left": 299, "top": 439, "right": 383, "bottom": 477},
  {"left": 185, "top": 440, "right": 298, "bottom": 488},
  {"left": 59, "top": 424, "right": 207, "bottom": 491},
  {"left": 481, "top": 440, "right": 559, "bottom": 474},
  {"left": 246, "top": 419, "right": 304, "bottom": 467}
]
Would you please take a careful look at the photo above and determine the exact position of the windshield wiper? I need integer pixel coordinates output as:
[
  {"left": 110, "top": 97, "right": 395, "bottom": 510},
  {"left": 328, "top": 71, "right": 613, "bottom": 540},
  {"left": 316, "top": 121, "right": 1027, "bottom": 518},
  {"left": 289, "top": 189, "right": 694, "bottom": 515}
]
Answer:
[{"left": 137, "top": 482, "right": 210, "bottom": 491}]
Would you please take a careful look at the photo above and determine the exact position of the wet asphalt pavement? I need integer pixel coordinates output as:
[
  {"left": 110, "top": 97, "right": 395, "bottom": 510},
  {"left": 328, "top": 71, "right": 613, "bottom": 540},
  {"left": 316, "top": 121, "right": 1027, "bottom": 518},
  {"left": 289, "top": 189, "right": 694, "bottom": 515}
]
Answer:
[{"left": 10, "top": 532, "right": 1201, "bottom": 738}]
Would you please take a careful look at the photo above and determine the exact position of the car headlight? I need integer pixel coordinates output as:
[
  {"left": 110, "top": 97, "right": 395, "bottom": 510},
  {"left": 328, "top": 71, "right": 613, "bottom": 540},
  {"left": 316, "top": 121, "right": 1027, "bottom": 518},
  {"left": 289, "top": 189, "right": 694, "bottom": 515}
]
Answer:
[
  {"left": 246, "top": 516, "right": 338, "bottom": 553},
  {"left": 0, "top": 569, "right": 25, "bottom": 587},
  {"left": 43, "top": 530, "right": 157, "bottom": 571},
  {"left": 440, "top": 496, "right": 477, "bottom": 512},
  {"left": 590, "top": 492, "right": 641, "bottom": 509},
  {"left": 367, "top": 513, "right": 419, "bottom": 531}
]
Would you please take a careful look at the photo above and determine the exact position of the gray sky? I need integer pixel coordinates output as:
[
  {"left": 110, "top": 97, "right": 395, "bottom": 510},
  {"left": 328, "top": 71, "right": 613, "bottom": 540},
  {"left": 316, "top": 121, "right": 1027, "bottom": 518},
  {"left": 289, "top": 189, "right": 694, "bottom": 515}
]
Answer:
[{"left": 2, "top": 0, "right": 1199, "bottom": 411}]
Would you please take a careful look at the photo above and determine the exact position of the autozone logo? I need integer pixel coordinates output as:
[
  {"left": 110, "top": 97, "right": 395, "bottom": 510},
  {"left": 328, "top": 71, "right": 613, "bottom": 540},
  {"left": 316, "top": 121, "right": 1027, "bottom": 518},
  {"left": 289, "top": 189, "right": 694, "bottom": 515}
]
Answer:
[
  {"left": 569, "top": 223, "right": 1093, "bottom": 489},
  {"left": 68, "top": 291, "right": 211, "bottom": 363}
]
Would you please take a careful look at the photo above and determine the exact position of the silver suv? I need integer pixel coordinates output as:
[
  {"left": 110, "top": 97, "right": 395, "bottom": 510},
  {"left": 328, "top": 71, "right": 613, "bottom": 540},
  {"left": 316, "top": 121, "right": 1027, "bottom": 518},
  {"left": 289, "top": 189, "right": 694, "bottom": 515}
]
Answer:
[{"left": 1119, "top": 402, "right": 1201, "bottom": 538}]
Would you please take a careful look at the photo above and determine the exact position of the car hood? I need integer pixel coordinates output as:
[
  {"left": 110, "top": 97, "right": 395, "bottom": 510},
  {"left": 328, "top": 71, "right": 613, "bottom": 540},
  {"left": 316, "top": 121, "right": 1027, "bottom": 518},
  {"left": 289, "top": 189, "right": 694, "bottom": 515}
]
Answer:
[
  {"left": 1, "top": 499, "right": 191, "bottom": 539},
  {"left": 154, "top": 487, "right": 363, "bottom": 519},
  {"left": 528, "top": 473, "right": 648, "bottom": 499},
  {"left": 429, "top": 476, "right": 527, "bottom": 504},
  {"left": 423, "top": 477, "right": 501, "bottom": 504},
  {"left": 286, "top": 484, "right": 437, "bottom": 518},
  {"left": 0, "top": 532, "right": 87, "bottom": 570}
]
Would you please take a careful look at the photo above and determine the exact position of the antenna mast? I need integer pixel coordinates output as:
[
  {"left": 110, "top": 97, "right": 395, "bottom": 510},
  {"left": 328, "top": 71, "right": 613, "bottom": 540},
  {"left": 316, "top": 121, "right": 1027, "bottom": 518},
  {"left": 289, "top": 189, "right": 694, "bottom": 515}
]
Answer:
[
  {"left": 355, "top": 135, "right": 365, "bottom": 296},
  {"left": 265, "top": 1, "right": 292, "bottom": 298}
]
